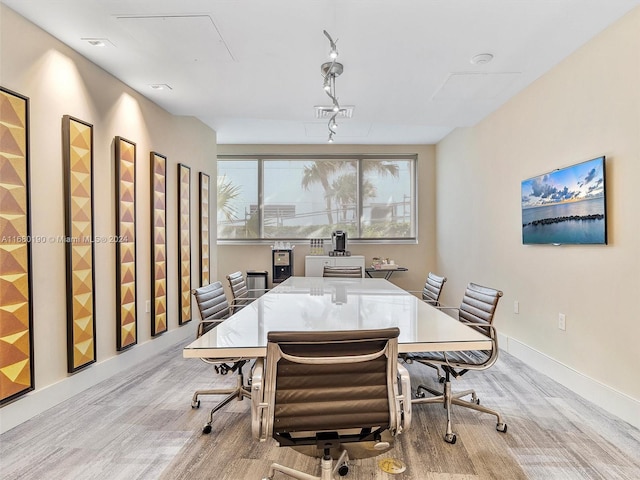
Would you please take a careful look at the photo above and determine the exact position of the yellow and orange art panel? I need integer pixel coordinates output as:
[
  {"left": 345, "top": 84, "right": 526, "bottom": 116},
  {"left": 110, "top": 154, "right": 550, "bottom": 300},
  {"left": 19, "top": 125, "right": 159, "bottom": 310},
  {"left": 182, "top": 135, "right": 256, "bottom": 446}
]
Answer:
[
  {"left": 63, "top": 115, "right": 96, "bottom": 372},
  {"left": 178, "top": 163, "right": 191, "bottom": 325},
  {"left": 199, "top": 172, "right": 210, "bottom": 287},
  {"left": 0, "top": 87, "right": 33, "bottom": 405},
  {"left": 115, "top": 137, "right": 137, "bottom": 350},
  {"left": 151, "top": 152, "right": 167, "bottom": 336}
]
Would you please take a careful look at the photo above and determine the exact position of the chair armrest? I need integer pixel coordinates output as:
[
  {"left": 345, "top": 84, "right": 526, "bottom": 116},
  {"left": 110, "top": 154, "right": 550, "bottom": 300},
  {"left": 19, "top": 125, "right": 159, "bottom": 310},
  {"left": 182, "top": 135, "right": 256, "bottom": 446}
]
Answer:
[
  {"left": 437, "top": 324, "right": 499, "bottom": 372},
  {"left": 434, "top": 305, "right": 459, "bottom": 318},
  {"left": 251, "top": 358, "right": 266, "bottom": 441},
  {"left": 230, "top": 298, "right": 250, "bottom": 308},
  {"left": 405, "top": 290, "right": 439, "bottom": 304},
  {"left": 396, "top": 362, "right": 412, "bottom": 432},
  {"left": 404, "top": 290, "right": 423, "bottom": 296},
  {"left": 229, "top": 297, "right": 253, "bottom": 314},
  {"left": 197, "top": 319, "right": 225, "bottom": 337},
  {"left": 235, "top": 288, "right": 271, "bottom": 299}
]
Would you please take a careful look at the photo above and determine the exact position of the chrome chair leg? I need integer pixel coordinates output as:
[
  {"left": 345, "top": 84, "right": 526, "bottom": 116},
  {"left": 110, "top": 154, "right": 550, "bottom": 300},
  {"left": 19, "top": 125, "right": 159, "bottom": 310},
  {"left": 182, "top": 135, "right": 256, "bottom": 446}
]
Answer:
[
  {"left": 416, "top": 383, "right": 442, "bottom": 397},
  {"left": 450, "top": 396, "right": 506, "bottom": 432},
  {"left": 191, "top": 387, "right": 236, "bottom": 408},
  {"left": 263, "top": 463, "right": 318, "bottom": 480},
  {"left": 262, "top": 449, "right": 349, "bottom": 480},
  {"left": 413, "top": 375, "right": 506, "bottom": 444},
  {"left": 199, "top": 368, "right": 252, "bottom": 434},
  {"left": 443, "top": 381, "right": 456, "bottom": 444}
]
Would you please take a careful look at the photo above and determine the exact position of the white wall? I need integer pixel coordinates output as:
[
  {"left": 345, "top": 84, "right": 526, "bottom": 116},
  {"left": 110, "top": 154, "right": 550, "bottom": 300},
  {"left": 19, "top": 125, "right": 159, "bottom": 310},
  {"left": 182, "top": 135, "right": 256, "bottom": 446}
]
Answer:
[
  {"left": 0, "top": 6, "right": 217, "bottom": 432},
  {"left": 436, "top": 7, "right": 640, "bottom": 427}
]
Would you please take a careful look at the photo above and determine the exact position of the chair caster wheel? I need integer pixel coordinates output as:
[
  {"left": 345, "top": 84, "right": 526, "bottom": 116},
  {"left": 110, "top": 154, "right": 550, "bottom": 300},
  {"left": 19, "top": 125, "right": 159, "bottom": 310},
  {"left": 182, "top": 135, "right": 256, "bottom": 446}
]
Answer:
[
  {"left": 497, "top": 423, "right": 507, "bottom": 433},
  {"left": 445, "top": 433, "right": 457, "bottom": 444},
  {"left": 338, "top": 464, "right": 349, "bottom": 476},
  {"left": 415, "top": 390, "right": 426, "bottom": 398},
  {"left": 202, "top": 424, "right": 212, "bottom": 434},
  {"left": 438, "top": 376, "right": 445, "bottom": 384},
  {"left": 191, "top": 400, "right": 200, "bottom": 408}
]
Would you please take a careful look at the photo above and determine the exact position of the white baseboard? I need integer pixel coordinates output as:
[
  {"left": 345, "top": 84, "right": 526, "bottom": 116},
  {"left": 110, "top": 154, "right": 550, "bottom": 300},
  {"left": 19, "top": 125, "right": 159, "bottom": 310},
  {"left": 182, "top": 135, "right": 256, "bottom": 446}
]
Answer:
[
  {"left": 499, "top": 333, "right": 640, "bottom": 430},
  {"left": 0, "top": 325, "right": 195, "bottom": 434}
]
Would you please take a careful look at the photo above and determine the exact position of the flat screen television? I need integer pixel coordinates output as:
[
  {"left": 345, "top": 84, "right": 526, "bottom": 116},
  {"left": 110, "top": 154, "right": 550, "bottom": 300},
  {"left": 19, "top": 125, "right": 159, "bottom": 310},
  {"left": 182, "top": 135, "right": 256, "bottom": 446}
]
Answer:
[{"left": 521, "top": 156, "right": 607, "bottom": 245}]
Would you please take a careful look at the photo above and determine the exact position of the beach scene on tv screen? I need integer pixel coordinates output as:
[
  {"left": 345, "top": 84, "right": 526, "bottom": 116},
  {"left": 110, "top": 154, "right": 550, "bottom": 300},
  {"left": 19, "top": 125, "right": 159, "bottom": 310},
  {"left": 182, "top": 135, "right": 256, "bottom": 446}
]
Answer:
[{"left": 521, "top": 157, "right": 606, "bottom": 244}]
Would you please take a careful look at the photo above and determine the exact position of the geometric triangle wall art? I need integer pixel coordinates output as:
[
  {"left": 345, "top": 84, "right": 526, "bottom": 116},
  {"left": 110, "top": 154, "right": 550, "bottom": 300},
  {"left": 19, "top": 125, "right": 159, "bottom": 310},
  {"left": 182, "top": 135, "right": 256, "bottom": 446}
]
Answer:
[
  {"left": 199, "top": 172, "right": 210, "bottom": 287},
  {"left": 63, "top": 116, "right": 97, "bottom": 372},
  {"left": 150, "top": 152, "right": 167, "bottom": 336},
  {"left": 115, "top": 137, "right": 137, "bottom": 350},
  {"left": 0, "top": 87, "right": 34, "bottom": 405},
  {"left": 178, "top": 163, "right": 191, "bottom": 325}
]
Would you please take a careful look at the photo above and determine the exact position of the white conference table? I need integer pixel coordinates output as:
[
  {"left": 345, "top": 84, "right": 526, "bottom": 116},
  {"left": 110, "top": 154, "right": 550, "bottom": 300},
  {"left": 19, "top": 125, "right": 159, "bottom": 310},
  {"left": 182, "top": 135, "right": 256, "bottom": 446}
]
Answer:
[{"left": 183, "top": 276, "right": 491, "bottom": 359}]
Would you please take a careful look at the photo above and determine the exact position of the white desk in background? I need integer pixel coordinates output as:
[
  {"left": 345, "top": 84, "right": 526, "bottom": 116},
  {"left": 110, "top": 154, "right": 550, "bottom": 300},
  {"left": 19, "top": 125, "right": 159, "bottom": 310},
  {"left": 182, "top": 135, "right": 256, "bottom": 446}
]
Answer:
[{"left": 183, "top": 276, "right": 491, "bottom": 359}]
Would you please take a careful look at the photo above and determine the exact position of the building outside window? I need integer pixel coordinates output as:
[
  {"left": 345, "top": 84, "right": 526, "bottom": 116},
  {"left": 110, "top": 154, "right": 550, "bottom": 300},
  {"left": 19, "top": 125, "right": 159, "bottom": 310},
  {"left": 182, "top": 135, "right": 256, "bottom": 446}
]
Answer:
[{"left": 217, "top": 155, "right": 416, "bottom": 242}]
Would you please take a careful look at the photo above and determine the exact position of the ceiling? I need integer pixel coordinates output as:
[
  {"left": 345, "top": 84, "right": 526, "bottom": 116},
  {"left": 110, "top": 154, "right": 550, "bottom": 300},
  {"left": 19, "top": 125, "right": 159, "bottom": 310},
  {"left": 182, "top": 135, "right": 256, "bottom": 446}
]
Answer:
[{"left": 3, "top": 0, "right": 640, "bottom": 144}]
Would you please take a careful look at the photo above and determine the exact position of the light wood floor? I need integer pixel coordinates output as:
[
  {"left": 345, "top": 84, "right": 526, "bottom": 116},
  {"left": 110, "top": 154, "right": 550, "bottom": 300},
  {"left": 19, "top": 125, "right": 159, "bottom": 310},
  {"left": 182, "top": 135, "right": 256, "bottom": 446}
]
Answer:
[{"left": 1, "top": 342, "right": 639, "bottom": 480}]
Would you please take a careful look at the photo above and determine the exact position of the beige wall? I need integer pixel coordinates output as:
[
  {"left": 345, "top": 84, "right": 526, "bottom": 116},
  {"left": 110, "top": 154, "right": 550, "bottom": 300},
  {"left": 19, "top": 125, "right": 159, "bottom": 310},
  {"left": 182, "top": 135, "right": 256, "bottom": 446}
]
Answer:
[
  {"left": 1, "top": 5, "right": 216, "bottom": 428},
  {"left": 436, "top": 6, "right": 640, "bottom": 410},
  {"left": 216, "top": 144, "right": 436, "bottom": 295}
]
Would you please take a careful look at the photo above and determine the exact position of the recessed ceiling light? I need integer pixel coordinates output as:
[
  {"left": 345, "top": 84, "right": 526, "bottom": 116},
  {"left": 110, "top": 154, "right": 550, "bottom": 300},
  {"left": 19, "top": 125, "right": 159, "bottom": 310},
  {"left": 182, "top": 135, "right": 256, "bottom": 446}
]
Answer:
[
  {"left": 470, "top": 53, "right": 494, "bottom": 65},
  {"left": 81, "top": 37, "right": 113, "bottom": 47},
  {"left": 149, "top": 84, "right": 173, "bottom": 91}
]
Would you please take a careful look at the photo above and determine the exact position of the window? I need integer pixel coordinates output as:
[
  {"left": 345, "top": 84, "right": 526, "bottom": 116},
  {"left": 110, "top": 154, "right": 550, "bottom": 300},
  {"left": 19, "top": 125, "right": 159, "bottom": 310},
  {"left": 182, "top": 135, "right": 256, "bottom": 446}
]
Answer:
[
  {"left": 217, "top": 160, "right": 258, "bottom": 239},
  {"left": 217, "top": 155, "right": 416, "bottom": 241}
]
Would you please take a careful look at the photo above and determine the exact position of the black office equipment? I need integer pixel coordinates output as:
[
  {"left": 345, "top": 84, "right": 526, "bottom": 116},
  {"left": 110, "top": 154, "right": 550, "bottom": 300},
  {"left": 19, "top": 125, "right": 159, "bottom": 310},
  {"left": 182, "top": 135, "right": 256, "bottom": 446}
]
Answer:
[{"left": 272, "top": 249, "right": 293, "bottom": 283}]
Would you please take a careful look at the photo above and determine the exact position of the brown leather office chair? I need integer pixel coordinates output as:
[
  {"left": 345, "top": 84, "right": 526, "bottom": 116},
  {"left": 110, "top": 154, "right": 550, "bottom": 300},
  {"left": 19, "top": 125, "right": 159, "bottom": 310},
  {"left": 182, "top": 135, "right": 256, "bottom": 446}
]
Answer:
[
  {"left": 322, "top": 265, "right": 363, "bottom": 278},
  {"left": 191, "top": 281, "right": 251, "bottom": 434},
  {"left": 226, "top": 271, "right": 263, "bottom": 313},
  {"left": 252, "top": 328, "right": 411, "bottom": 480},
  {"left": 409, "top": 282, "right": 507, "bottom": 444}
]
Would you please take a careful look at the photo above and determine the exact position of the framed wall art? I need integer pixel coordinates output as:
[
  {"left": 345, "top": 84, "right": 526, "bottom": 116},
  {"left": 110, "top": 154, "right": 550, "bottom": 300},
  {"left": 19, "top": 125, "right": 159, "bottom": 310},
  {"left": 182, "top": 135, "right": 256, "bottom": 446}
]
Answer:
[
  {"left": 0, "top": 87, "right": 34, "bottom": 405},
  {"left": 62, "top": 115, "right": 96, "bottom": 372},
  {"left": 199, "top": 172, "right": 210, "bottom": 286},
  {"left": 150, "top": 152, "right": 167, "bottom": 336},
  {"left": 115, "top": 136, "right": 137, "bottom": 350},
  {"left": 178, "top": 163, "right": 191, "bottom": 325}
]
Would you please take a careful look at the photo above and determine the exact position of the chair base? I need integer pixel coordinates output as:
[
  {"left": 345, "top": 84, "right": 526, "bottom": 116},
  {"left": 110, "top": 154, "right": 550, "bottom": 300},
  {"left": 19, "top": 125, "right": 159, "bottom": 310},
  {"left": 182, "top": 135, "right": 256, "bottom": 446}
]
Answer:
[
  {"left": 263, "top": 449, "right": 349, "bottom": 480},
  {"left": 413, "top": 380, "right": 507, "bottom": 444},
  {"left": 192, "top": 368, "right": 251, "bottom": 434}
]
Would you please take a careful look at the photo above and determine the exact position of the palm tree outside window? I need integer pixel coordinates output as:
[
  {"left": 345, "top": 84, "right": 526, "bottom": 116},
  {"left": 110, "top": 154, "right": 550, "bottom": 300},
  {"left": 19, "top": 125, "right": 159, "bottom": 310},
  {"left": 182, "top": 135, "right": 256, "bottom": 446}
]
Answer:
[{"left": 217, "top": 155, "right": 416, "bottom": 242}]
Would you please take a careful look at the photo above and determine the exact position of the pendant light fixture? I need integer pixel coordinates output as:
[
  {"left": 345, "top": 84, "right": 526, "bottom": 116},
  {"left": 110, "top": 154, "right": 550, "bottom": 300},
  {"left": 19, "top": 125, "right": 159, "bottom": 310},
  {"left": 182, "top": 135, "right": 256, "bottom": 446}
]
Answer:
[{"left": 321, "top": 30, "right": 344, "bottom": 143}]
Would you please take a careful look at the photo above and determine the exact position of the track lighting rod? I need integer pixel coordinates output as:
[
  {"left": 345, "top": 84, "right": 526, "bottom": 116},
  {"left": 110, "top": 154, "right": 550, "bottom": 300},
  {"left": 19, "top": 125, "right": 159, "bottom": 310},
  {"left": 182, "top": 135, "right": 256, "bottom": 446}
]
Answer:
[{"left": 320, "top": 30, "right": 347, "bottom": 143}]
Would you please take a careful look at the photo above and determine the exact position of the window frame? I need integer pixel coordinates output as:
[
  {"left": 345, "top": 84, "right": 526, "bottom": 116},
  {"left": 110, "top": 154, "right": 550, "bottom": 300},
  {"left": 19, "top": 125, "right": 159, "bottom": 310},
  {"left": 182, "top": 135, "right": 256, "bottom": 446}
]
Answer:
[{"left": 217, "top": 154, "right": 418, "bottom": 245}]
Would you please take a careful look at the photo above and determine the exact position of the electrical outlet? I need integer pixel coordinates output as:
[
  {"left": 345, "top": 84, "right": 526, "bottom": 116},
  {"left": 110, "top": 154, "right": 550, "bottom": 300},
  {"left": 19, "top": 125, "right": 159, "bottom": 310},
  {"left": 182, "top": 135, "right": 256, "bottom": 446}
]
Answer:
[
  {"left": 514, "top": 300, "right": 519, "bottom": 314},
  {"left": 145, "top": 300, "right": 151, "bottom": 313},
  {"left": 558, "top": 313, "right": 566, "bottom": 331}
]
